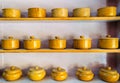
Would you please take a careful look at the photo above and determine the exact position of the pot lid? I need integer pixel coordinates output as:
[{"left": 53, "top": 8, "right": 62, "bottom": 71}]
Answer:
[
  {"left": 100, "top": 67, "right": 118, "bottom": 74},
  {"left": 100, "top": 35, "right": 118, "bottom": 39},
  {"left": 4, "top": 66, "right": 22, "bottom": 74},
  {"left": 24, "top": 36, "right": 40, "bottom": 41},
  {"left": 2, "top": 36, "right": 17, "bottom": 40},
  {"left": 50, "top": 36, "right": 65, "bottom": 40},
  {"left": 29, "top": 66, "right": 45, "bottom": 73},
  {"left": 74, "top": 36, "right": 91, "bottom": 40},
  {"left": 52, "top": 67, "right": 66, "bottom": 73},
  {"left": 77, "top": 67, "right": 93, "bottom": 74}
]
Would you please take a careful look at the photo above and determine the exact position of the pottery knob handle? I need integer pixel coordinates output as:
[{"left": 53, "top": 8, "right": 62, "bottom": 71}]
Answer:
[
  {"left": 107, "top": 67, "right": 111, "bottom": 70},
  {"left": 55, "top": 36, "right": 60, "bottom": 39},
  {"left": 83, "top": 67, "right": 86, "bottom": 70},
  {"left": 8, "top": 36, "right": 13, "bottom": 39},
  {"left": 35, "top": 66, "right": 39, "bottom": 70},
  {"left": 106, "top": 35, "right": 111, "bottom": 38},
  {"left": 10, "top": 66, "right": 15, "bottom": 70},
  {"left": 80, "top": 36, "right": 84, "bottom": 38},
  {"left": 30, "top": 36, "right": 34, "bottom": 39},
  {"left": 57, "top": 67, "right": 62, "bottom": 71}
]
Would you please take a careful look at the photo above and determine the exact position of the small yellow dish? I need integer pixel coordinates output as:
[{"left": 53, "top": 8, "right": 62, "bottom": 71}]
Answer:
[
  {"left": 76, "top": 67, "right": 94, "bottom": 81},
  {"left": 97, "top": 6, "right": 116, "bottom": 17},
  {"left": 51, "top": 67, "right": 68, "bottom": 81},
  {"left": 52, "top": 8, "right": 68, "bottom": 17},
  {"left": 27, "top": 66, "right": 46, "bottom": 81},
  {"left": 99, "top": 67, "right": 119, "bottom": 82},
  {"left": 2, "top": 66, "right": 22, "bottom": 81},
  {"left": 23, "top": 36, "right": 41, "bottom": 50},
  {"left": 73, "top": 36, "right": 91, "bottom": 49},
  {"left": 28, "top": 8, "right": 46, "bottom": 18},
  {"left": 2, "top": 36, "right": 19, "bottom": 50},
  {"left": 73, "top": 8, "right": 90, "bottom": 17},
  {"left": 2, "top": 8, "right": 21, "bottom": 18},
  {"left": 98, "top": 35, "right": 119, "bottom": 49},
  {"left": 49, "top": 36, "right": 66, "bottom": 49}
]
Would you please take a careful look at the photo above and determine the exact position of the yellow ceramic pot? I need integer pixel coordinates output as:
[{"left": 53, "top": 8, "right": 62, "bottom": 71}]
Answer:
[
  {"left": 73, "top": 8, "right": 90, "bottom": 17},
  {"left": 51, "top": 67, "right": 68, "bottom": 81},
  {"left": 98, "top": 35, "right": 119, "bottom": 49},
  {"left": 2, "top": 8, "right": 21, "bottom": 18},
  {"left": 27, "top": 66, "right": 46, "bottom": 81},
  {"left": 76, "top": 67, "right": 94, "bottom": 81},
  {"left": 2, "top": 66, "right": 22, "bottom": 81},
  {"left": 73, "top": 36, "right": 91, "bottom": 49},
  {"left": 2, "top": 36, "right": 19, "bottom": 50},
  {"left": 99, "top": 67, "right": 119, "bottom": 82},
  {"left": 24, "top": 36, "right": 41, "bottom": 50},
  {"left": 97, "top": 6, "right": 116, "bottom": 17},
  {"left": 28, "top": 8, "right": 46, "bottom": 18},
  {"left": 49, "top": 36, "right": 66, "bottom": 49},
  {"left": 52, "top": 8, "right": 68, "bottom": 17}
]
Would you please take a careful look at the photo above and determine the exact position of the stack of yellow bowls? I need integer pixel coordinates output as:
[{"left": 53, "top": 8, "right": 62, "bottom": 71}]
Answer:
[
  {"left": 28, "top": 8, "right": 46, "bottom": 18},
  {"left": 73, "top": 8, "right": 90, "bottom": 17},
  {"left": 2, "top": 8, "right": 21, "bottom": 18},
  {"left": 51, "top": 8, "right": 68, "bottom": 17},
  {"left": 97, "top": 6, "right": 116, "bottom": 17}
]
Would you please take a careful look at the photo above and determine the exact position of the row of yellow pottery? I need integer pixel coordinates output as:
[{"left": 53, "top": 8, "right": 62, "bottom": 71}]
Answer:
[
  {"left": 97, "top": 6, "right": 116, "bottom": 17},
  {"left": 1, "top": 35, "right": 119, "bottom": 50},
  {"left": 2, "top": 66, "right": 119, "bottom": 82},
  {"left": 2, "top": 6, "right": 116, "bottom": 18}
]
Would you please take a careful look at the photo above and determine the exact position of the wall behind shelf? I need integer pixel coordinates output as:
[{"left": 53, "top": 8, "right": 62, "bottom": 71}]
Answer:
[{"left": 0, "top": 0, "right": 116, "bottom": 79}]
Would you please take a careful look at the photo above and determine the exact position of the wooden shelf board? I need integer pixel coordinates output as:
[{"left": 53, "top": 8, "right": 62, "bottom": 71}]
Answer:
[
  {"left": 0, "top": 49, "right": 120, "bottom": 53},
  {"left": 0, "top": 17, "right": 120, "bottom": 21}
]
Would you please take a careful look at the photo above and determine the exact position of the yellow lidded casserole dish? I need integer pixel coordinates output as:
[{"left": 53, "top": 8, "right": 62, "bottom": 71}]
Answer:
[
  {"left": 98, "top": 35, "right": 119, "bottom": 49},
  {"left": 49, "top": 36, "right": 66, "bottom": 49},
  {"left": 99, "top": 67, "right": 119, "bottom": 82},
  {"left": 2, "top": 66, "right": 22, "bottom": 81},
  {"left": 97, "top": 6, "right": 116, "bottom": 17},
  {"left": 73, "top": 36, "right": 91, "bottom": 49},
  {"left": 2, "top": 36, "right": 19, "bottom": 50},
  {"left": 28, "top": 8, "right": 46, "bottom": 18},
  {"left": 51, "top": 8, "right": 68, "bottom": 17},
  {"left": 2, "top": 8, "right": 21, "bottom": 18},
  {"left": 73, "top": 8, "right": 90, "bottom": 17},
  {"left": 51, "top": 67, "right": 68, "bottom": 81},
  {"left": 76, "top": 67, "right": 94, "bottom": 81},
  {"left": 27, "top": 66, "right": 46, "bottom": 81},
  {"left": 24, "top": 36, "right": 41, "bottom": 50}
]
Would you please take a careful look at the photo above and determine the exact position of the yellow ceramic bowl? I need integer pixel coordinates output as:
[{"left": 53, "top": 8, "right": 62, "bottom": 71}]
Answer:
[
  {"left": 51, "top": 67, "right": 68, "bottom": 81},
  {"left": 28, "top": 8, "right": 46, "bottom": 18},
  {"left": 49, "top": 36, "right": 66, "bottom": 49},
  {"left": 99, "top": 67, "right": 119, "bottom": 82},
  {"left": 97, "top": 6, "right": 116, "bottom": 17},
  {"left": 76, "top": 67, "right": 94, "bottom": 81},
  {"left": 24, "top": 36, "right": 41, "bottom": 50},
  {"left": 98, "top": 35, "right": 119, "bottom": 49},
  {"left": 52, "top": 8, "right": 68, "bottom": 17},
  {"left": 2, "top": 36, "right": 19, "bottom": 50},
  {"left": 2, "top": 8, "right": 21, "bottom": 18},
  {"left": 73, "top": 8, "right": 90, "bottom": 17},
  {"left": 73, "top": 36, "right": 91, "bottom": 49},
  {"left": 2, "top": 66, "right": 22, "bottom": 81},
  {"left": 27, "top": 66, "right": 46, "bottom": 81}
]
